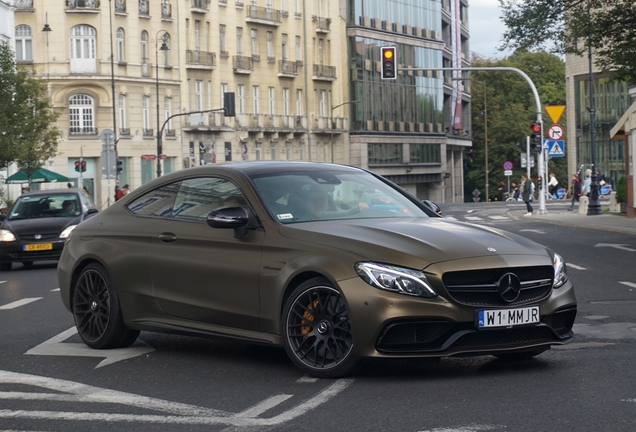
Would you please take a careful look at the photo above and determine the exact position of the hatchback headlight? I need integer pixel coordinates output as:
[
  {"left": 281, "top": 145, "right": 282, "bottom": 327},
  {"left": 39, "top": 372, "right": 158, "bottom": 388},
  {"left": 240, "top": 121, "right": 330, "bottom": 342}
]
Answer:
[
  {"left": 355, "top": 262, "right": 437, "bottom": 298},
  {"left": 553, "top": 252, "right": 568, "bottom": 288},
  {"left": 59, "top": 225, "right": 77, "bottom": 239},
  {"left": 0, "top": 229, "right": 16, "bottom": 242}
]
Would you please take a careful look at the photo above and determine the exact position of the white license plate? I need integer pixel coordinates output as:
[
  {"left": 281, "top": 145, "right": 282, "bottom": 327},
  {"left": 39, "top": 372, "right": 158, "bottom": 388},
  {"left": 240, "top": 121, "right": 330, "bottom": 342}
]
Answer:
[{"left": 477, "top": 306, "right": 540, "bottom": 328}]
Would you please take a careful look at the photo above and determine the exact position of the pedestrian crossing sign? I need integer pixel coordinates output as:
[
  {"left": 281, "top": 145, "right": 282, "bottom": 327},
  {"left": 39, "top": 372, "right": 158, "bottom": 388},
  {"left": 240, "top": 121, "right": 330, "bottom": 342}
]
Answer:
[{"left": 547, "top": 140, "right": 565, "bottom": 157}]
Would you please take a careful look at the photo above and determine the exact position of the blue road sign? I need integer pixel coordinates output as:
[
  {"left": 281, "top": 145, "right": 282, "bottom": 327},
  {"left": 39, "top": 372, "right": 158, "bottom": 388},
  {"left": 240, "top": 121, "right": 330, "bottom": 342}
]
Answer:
[{"left": 547, "top": 140, "right": 565, "bottom": 157}]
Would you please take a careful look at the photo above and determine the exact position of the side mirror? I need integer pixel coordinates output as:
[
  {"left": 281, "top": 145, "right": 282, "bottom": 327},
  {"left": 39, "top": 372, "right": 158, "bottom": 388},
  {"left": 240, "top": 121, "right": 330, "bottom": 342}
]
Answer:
[
  {"left": 207, "top": 206, "right": 250, "bottom": 238},
  {"left": 422, "top": 200, "right": 442, "bottom": 216}
]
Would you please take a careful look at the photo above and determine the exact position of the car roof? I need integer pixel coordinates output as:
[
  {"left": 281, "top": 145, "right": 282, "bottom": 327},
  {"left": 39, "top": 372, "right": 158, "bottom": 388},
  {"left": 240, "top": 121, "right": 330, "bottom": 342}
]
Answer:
[
  {"left": 175, "top": 161, "right": 365, "bottom": 177},
  {"left": 18, "top": 189, "right": 83, "bottom": 197}
]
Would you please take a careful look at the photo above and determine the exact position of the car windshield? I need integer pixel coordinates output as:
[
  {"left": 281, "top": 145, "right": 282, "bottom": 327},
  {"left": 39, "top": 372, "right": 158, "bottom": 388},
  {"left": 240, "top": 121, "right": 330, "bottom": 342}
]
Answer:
[
  {"left": 250, "top": 169, "right": 430, "bottom": 223},
  {"left": 8, "top": 194, "right": 81, "bottom": 220}
]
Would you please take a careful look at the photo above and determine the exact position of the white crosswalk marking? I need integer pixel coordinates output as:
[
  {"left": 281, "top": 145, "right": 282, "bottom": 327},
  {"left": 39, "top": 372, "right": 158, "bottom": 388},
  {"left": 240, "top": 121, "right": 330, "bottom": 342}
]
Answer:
[
  {"left": 464, "top": 216, "right": 483, "bottom": 221},
  {"left": 566, "top": 263, "right": 587, "bottom": 270},
  {"left": 619, "top": 281, "right": 636, "bottom": 289},
  {"left": 488, "top": 216, "right": 509, "bottom": 220},
  {"left": 0, "top": 297, "right": 42, "bottom": 310},
  {"left": 444, "top": 216, "right": 458, "bottom": 221}
]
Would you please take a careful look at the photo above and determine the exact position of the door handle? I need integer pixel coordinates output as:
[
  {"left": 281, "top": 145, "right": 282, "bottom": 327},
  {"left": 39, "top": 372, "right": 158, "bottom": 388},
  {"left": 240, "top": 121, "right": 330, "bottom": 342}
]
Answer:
[{"left": 158, "top": 233, "right": 177, "bottom": 243}]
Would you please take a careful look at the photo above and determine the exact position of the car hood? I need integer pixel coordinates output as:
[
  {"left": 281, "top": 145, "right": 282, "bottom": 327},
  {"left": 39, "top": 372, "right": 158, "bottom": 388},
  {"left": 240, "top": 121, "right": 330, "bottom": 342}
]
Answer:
[
  {"left": 2, "top": 217, "right": 77, "bottom": 236},
  {"left": 279, "top": 217, "right": 548, "bottom": 267}
]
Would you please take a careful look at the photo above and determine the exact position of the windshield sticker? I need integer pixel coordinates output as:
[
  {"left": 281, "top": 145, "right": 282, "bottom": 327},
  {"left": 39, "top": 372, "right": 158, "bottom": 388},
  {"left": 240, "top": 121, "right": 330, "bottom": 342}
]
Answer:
[{"left": 277, "top": 213, "right": 294, "bottom": 220}]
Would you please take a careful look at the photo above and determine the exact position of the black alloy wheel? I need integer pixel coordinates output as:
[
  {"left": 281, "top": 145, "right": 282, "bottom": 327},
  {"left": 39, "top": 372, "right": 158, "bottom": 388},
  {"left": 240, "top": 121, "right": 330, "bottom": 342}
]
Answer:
[
  {"left": 72, "top": 262, "right": 139, "bottom": 349},
  {"left": 282, "top": 278, "right": 357, "bottom": 378}
]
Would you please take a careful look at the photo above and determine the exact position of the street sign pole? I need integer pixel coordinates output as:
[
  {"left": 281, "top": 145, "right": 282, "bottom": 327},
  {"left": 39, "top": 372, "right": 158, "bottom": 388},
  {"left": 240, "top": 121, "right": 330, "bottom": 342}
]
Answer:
[{"left": 526, "top": 136, "right": 531, "bottom": 179}]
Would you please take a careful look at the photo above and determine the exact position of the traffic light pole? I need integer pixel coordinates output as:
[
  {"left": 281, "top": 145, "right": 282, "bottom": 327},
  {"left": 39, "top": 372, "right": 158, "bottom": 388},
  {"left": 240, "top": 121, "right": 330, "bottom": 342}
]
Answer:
[{"left": 400, "top": 66, "right": 547, "bottom": 214}]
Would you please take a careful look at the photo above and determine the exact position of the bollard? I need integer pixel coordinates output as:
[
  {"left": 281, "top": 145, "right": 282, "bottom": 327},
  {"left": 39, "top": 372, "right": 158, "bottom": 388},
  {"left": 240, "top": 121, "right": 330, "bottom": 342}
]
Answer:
[
  {"left": 608, "top": 191, "right": 620, "bottom": 213},
  {"left": 578, "top": 196, "right": 589, "bottom": 215}
]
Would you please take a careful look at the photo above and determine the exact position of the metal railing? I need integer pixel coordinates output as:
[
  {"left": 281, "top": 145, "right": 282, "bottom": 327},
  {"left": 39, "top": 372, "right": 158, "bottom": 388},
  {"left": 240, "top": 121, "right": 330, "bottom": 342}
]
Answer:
[
  {"left": 312, "top": 64, "right": 336, "bottom": 79},
  {"left": 139, "top": 0, "right": 149, "bottom": 16},
  {"left": 66, "top": 0, "right": 100, "bottom": 10},
  {"left": 15, "top": 0, "right": 34, "bottom": 9},
  {"left": 143, "top": 128, "right": 154, "bottom": 137},
  {"left": 313, "top": 16, "right": 331, "bottom": 32},
  {"left": 162, "top": 2, "right": 172, "bottom": 18},
  {"left": 246, "top": 5, "right": 282, "bottom": 24},
  {"left": 233, "top": 55, "right": 254, "bottom": 71},
  {"left": 115, "top": 0, "right": 126, "bottom": 12},
  {"left": 278, "top": 60, "right": 298, "bottom": 75},
  {"left": 69, "top": 127, "right": 98, "bottom": 136},
  {"left": 119, "top": 128, "right": 131, "bottom": 136},
  {"left": 192, "top": 0, "right": 209, "bottom": 10},
  {"left": 186, "top": 50, "right": 216, "bottom": 67},
  {"left": 165, "top": 129, "right": 176, "bottom": 137}
]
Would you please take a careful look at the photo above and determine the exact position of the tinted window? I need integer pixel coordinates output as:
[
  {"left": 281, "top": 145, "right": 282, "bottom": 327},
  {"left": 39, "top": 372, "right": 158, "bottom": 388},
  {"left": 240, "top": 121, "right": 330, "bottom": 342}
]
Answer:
[
  {"left": 126, "top": 182, "right": 181, "bottom": 217},
  {"left": 172, "top": 177, "right": 247, "bottom": 221},
  {"left": 9, "top": 194, "right": 81, "bottom": 220}
]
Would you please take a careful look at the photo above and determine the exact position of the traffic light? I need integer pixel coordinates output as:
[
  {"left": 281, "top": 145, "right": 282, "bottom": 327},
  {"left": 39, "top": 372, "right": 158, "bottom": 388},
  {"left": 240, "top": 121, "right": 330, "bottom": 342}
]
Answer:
[
  {"left": 537, "top": 176, "right": 543, "bottom": 190},
  {"left": 116, "top": 158, "right": 123, "bottom": 173},
  {"left": 74, "top": 160, "right": 80, "bottom": 172},
  {"left": 530, "top": 121, "right": 542, "bottom": 154},
  {"left": 380, "top": 46, "right": 397, "bottom": 80},
  {"left": 80, "top": 160, "right": 86, "bottom": 172}
]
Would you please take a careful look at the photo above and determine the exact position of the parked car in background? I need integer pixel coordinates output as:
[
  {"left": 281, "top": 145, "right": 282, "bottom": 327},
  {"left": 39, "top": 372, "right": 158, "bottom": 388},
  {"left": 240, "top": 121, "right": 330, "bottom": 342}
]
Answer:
[
  {"left": 57, "top": 162, "right": 576, "bottom": 378},
  {"left": 0, "top": 189, "right": 98, "bottom": 271}
]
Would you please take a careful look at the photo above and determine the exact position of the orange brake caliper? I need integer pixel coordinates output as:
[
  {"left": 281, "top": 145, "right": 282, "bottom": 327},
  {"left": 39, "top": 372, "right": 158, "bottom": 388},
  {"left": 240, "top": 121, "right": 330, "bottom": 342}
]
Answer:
[{"left": 301, "top": 299, "right": 320, "bottom": 335}]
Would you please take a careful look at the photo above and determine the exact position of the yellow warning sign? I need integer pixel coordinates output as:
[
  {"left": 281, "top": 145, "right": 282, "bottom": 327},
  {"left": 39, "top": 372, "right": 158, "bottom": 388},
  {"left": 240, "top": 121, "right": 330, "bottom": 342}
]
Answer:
[{"left": 545, "top": 105, "right": 566, "bottom": 125}]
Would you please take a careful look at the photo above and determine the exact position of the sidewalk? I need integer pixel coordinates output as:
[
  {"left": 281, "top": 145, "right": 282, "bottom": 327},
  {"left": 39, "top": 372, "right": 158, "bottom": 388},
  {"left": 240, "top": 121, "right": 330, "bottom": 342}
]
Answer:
[{"left": 508, "top": 208, "right": 636, "bottom": 235}]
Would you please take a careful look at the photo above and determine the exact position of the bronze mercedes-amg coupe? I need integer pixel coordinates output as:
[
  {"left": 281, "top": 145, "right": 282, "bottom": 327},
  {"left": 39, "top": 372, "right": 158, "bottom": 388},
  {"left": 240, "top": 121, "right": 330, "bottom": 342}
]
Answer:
[{"left": 58, "top": 162, "right": 576, "bottom": 378}]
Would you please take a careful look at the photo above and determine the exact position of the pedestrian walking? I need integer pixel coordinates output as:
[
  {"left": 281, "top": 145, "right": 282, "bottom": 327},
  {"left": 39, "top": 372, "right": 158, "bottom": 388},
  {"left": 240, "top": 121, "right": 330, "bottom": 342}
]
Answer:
[
  {"left": 581, "top": 169, "right": 592, "bottom": 197},
  {"left": 548, "top": 173, "right": 559, "bottom": 197},
  {"left": 596, "top": 170, "right": 605, "bottom": 186},
  {"left": 568, "top": 174, "right": 581, "bottom": 211},
  {"left": 498, "top": 181, "right": 508, "bottom": 202},
  {"left": 520, "top": 173, "right": 534, "bottom": 216}
]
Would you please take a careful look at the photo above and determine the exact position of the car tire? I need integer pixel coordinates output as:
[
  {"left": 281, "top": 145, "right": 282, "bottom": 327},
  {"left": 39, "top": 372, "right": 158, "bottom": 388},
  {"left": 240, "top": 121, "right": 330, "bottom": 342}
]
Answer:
[
  {"left": 495, "top": 347, "right": 548, "bottom": 361},
  {"left": 281, "top": 277, "right": 357, "bottom": 378},
  {"left": 0, "top": 262, "right": 12, "bottom": 272},
  {"left": 72, "top": 262, "right": 140, "bottom": 349}
]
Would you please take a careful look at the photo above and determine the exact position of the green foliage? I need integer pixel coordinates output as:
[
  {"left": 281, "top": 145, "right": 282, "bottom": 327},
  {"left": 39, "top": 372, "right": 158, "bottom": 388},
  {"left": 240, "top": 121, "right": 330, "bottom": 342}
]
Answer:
[
  {"left": 615, "top": 177, "right": 627, "bottom": 204},
  {"left": 464, "top": 52, "right": 568, "bottom": 201},
  {"left": 0, "top": 42, "right": 60, "bottom": 175},
  {"left": 499, "top": 0, "right": 636, "bottom": 83}
]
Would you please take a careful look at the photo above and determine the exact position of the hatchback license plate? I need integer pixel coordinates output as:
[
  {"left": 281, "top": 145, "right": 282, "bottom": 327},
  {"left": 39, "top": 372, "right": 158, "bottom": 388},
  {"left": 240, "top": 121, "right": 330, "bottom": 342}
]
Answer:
[
  {"left": 477, "top": 306, "right": 539, "bottom": 328},
  {"left": 24, "top": 243, "right": 53, "bottom": 252}
]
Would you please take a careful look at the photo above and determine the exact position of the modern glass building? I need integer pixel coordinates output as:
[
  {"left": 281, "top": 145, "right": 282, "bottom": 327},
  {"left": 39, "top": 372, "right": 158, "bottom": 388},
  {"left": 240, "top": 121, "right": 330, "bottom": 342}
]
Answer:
[{"left": 346, "top": 0, "right": 471, "bottom": 203}]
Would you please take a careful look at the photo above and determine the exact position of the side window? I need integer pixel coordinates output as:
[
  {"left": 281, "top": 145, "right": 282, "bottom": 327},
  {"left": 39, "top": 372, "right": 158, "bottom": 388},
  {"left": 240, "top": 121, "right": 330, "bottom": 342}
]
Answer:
[
  {"left": 172, "top": 177, "right": 247, "bottom": 221},
  {"left": 126, "top": 182, "right": 181, "bottom": 217}
]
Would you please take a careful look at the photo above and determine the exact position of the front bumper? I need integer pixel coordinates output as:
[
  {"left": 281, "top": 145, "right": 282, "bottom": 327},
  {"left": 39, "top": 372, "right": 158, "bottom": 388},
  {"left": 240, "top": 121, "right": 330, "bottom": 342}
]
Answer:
[{"left": 0, "top": 240, "right": 65, "bottom": 263}]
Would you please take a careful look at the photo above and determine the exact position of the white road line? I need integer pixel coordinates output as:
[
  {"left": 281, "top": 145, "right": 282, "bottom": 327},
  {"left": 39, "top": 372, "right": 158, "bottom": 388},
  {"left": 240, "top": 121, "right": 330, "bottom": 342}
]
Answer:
[
  {"left": 296, "top": 375, "right": 318, "bottom": 383},
  {"left": 622, "top": 399, "right": 636, "bottom": 402},
  {"left": 488, "top": 216, "right": 509, "bottom": 220},
  {"left": 464, "top": 216, "right": 483, "bottom": 221},
  {"left": 0, "top": 297, "right": 42, "bottom": 310},
  {"left": 51, "top": 288, "right": 60, "bottom": 292},
  {"left": 235, "top": 395, "right": 293, "bottom": 418},
  {"left": 0, "top": 280, "right": 7, "bottom": 284},
  {"left": 619, "top": 281, "right": 636, "bottom": 289},
  {"left": 0, "top": 370, "right": 353, "bottom": 427},
  {"left": 418, "top": 425, "right": 504, "bottom": 432},
  {"left": 566, "top": 263, "right": 587, "bottom": 271},
  {"left": 444, "top": 216, "right": 458, "bottom": 221}
]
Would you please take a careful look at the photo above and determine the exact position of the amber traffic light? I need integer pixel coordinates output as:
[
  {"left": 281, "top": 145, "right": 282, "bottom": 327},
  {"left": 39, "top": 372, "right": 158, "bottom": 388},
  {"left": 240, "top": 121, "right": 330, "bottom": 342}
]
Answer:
[{"left": 381, "top": 47, "right": 397, "bottom": 80}]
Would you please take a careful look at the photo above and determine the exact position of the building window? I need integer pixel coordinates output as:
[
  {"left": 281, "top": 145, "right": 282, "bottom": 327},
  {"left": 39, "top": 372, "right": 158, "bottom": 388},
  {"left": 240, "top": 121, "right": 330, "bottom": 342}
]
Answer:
[
  {"left": 118, "top": 94, "right": 126, "bottom": 129},
  {"left": 195, "top": 80, "right": 203, "bottom": 111},
  {"left": 280, "top": 0, "right": 286, "bottom": 12},
  {"left": 282, "top": 88, "right": 290, "bottom": 116},
  {"left": 410, "top": 144, "right": 441, "bottom": 164},
  {"left": 141, "top": 30, "right": 149, "bottom": 76},
  {"left": 252, "top": 85, "right": 260, "bottom": 114},
  {"left": 161, "top": 33, "right": 171, "bottom": 65},
  {"left": 70, "top": 25, "right": 96, "bottom": 73},
  {"left": 237, "top": 84, "right": 245, "bottom": 113},
  {"left": 116, "top": 28, "right": 125, "bottom": 62},
  {"left": 368, "top": 143, "right": 403, "bottom": 165},
  {"left": 15, "top": 25, "right": 32, "bottom": 61},
  {"left": 69, "top": 94, "right": 95, "bottom": 134},
  {"left": 268, "top": 87, "right": 275, "bottom": 115},
  {"left": 220, "top": 25, "right": 226, "bottom": 54},
  {"left": 286, "top": 143, "right": 291, "bottom": 160},
  {"left": 270, "top": 143, "right": 276, "bottom": 160},
  {"left": 221, "top": 83, "right": 228, "bottom": 108},
  {"left": 319, "top": 90, "right": 326, "bottom": 117},
  {"left": 194, "top": 20, "right": 201, "bottom": 50},
  {"left": 236, "top": 27, "right": 243, "bottom": 55},
  {"left": 281, "top": 33, "right": 288, "bottom": 60},
  {"left": 295, "top": 36, "right": 301, "bottom": 62},
  {"left": 142, "top": 96, "right": 151, "bottom": 131},
  {"left": 266, "top": 31, "right": 273, "bottom": 59},
  {"left": 299, "top": 142, "right": 304, "bottom": 160},
  {"left": 164, "top": 97, "right": 172, "bottom": 130},
  {"left": 296, "top": 89, "right": 303, "bottom": 115},
  {"left": 251, "top": 29, "right": 258, "bottom": 58},
  {"left": 255, "top": 143, "right": 261, "bottom": 161}
]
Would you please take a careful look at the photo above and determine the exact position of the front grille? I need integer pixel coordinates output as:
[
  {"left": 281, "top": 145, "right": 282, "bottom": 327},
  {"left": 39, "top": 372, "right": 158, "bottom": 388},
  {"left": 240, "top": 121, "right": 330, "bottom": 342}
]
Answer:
[
  {"left": 442, "top": 266, "right": 554, "bottom": 307},
  {"left": 451, "top": 326, "right": 557, "bottom": 349},
  {"left": 17, "top": 233, "right": 59, "bottom": 241},
  {"left": 378, "top": 321, "right": 453, "bottom": 350}
]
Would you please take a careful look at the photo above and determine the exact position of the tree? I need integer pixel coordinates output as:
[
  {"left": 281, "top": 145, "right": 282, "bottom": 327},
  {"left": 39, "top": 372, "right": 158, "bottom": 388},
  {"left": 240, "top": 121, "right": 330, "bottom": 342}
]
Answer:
[
  {"left": 499, "top": 0, "right": 636, "bottom": 83},
  {"left": 0, "top": 42, "right": 60, "bottom": 181},
  {"left": 465, "top": 52, "right": 568, "bottom": 201}
]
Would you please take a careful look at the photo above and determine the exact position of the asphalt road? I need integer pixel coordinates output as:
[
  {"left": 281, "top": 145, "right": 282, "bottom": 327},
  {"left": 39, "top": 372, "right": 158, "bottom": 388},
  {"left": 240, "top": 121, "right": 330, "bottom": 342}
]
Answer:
[{"left": 1, "top": 206, "right": 635, "bottom": 432}]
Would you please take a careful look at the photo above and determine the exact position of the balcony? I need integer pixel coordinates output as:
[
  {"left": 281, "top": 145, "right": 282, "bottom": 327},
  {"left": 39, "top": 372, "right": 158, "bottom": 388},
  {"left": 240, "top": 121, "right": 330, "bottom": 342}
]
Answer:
[
  {"left": 278, "top": 60, "right": 298, "bottom": 78},
  {"left": 219, "top": 0, "right": 227, "bottom": 5},
  {"left": 66, "top": 0, "right": 100, "bottom": 11},
  {"left": 313, "top": 16, "right": 331, "bottom": 33},
  {"left": 191, "top": 0, "right": 209, "bottom": 13},
  {"left": 312, "top": 64, "right": 336, "bottom": 81},
  {"left": 143, "top": 129, "right": 154, "bottom": 137},
  {"left": 139, "top": 0, "right": 149, "bottom": 16},
  {"left": 246, "top": 5, "right": 282, "bottom": 26},
  {"left": 115, "top": 0, "right": 126, "bottom": 13},
  {"left": 15, "top": 0, "right": 34, "bottom": 10},
  {"left": 186, "top": 50, "right": 216, "bottom": 69},
  {"left": 314, "top": 116, "right": 348, "bottom": 132},
  {"left": 162, "top": 2, "right": 172, "bottom": 19},
  {"left": 209, "top": 112, "right": 233, "bottom": 128},
  {"left": 69, "top": 127, "right": 98, "bottom": 136},
  {"left": 233, "top": 56, "right": 254, "bottom": 74},
  {"left": 119, "top": 128, "right": 131, "bottom": 136}
]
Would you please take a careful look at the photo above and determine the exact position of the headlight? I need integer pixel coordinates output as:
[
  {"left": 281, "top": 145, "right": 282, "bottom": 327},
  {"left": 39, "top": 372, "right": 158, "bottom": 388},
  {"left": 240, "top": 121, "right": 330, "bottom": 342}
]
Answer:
[
  {"left": 0, "top": 229, "right": 16, "bottom": 242},
  {"left": 59, "top": 225, "right": 77, "bottom": 239},
  {"left": 354, "top": 262, "right": 437, "bottom": 298},
  {"left": 553, "top": 252, "right": 568, "bottom": 288}
]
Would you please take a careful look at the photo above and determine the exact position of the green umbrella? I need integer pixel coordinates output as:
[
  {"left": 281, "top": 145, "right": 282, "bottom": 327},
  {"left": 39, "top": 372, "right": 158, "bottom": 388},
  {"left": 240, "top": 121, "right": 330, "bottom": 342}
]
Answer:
[{"left": 4, "top": 168, "right": 69, "bottom": 184}]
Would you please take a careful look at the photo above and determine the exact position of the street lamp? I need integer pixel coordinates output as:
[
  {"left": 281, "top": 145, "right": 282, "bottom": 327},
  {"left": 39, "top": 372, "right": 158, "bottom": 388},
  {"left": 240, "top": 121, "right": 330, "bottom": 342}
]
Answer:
[
  {"left": 155, "top": 31, "right": 169, "bottom": 178},
  {"left": 330, "top": 100, "right": 359, "bottom": 163},
  {"left": 586, "top": 0, "right": 601, "bottom": 215}
]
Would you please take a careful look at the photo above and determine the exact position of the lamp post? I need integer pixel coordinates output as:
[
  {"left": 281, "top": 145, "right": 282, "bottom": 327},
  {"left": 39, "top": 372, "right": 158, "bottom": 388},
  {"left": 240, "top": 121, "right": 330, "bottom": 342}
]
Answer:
[
  {"left": 155, "top": 31, "right": 169, "bottom": 178},
  {"left": 330, "top": 100, "right": 359, "bottom": 163},
  {"left": 586, "top": 0, "right": 601, "bottom": 215}
]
